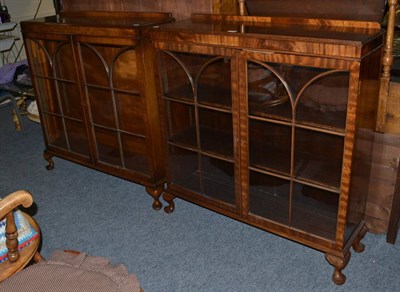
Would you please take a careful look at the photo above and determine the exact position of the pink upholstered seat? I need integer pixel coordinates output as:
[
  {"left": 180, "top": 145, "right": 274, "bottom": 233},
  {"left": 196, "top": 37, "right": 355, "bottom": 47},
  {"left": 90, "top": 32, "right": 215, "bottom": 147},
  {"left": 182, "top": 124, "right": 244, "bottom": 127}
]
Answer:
[{"left": 0, "top": 250, "right": 141, "bottom": 292}]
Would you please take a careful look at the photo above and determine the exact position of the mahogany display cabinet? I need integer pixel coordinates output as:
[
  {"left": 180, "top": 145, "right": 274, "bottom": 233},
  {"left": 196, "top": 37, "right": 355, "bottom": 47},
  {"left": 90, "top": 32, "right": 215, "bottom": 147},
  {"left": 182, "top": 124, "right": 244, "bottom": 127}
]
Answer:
[
  {"left": 150, "top": 11, "right": 386, "bottom": 284},
  {"left": 20, "top": 11, "right": 173, "bottom": 209}
]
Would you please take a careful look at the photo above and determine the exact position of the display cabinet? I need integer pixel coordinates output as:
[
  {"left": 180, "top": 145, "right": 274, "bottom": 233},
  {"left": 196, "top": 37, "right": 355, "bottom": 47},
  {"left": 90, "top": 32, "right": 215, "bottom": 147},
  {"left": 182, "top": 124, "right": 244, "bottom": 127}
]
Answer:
[
  {"left": 21, "top": 11, "right": 173, "bottom": 208},
  {"left": 151, "top": 12, "right": 385, "bottom": 284}
]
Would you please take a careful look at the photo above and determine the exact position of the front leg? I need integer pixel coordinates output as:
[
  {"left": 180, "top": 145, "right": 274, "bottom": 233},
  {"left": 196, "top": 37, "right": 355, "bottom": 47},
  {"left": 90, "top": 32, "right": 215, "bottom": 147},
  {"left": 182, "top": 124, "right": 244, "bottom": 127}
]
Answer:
[
  {"left": 43, "top": 150, "right": 54, "bottom": 170},
  {"left": 145, "top": 185, "right": 163, "bottom": 211},
  {"left": 325, "top": 251, "right": 351, "bottom": 285},
  {"left": 162, "top": 193, "right": 176, "bottom": 214}
]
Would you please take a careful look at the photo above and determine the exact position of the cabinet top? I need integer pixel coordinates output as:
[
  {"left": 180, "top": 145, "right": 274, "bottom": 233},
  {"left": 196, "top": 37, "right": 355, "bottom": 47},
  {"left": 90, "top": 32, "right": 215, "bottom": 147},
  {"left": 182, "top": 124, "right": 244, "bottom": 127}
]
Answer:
[
  {"left": 150, "top": 14, "right": 385, "bottom": 59},
  {"left": 21, "top": 11, "right": 174, "bottom": 30},
  {"left": 20, "top": 11, "right": 174, "bottom": 41}
]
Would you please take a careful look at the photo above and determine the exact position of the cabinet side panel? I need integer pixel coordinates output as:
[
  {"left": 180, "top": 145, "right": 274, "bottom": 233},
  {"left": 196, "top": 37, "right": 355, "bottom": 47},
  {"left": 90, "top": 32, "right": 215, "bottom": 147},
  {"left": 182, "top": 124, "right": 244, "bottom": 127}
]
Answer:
[{"left": 345, "top": 48, "right": 382, "bottom": 243}]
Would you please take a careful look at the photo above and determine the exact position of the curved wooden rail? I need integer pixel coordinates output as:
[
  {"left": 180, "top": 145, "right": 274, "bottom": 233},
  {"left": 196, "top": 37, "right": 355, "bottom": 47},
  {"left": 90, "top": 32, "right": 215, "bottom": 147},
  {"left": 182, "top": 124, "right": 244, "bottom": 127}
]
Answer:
[{"left": 0, "top": 190, "right": 34, "bottom": 219}]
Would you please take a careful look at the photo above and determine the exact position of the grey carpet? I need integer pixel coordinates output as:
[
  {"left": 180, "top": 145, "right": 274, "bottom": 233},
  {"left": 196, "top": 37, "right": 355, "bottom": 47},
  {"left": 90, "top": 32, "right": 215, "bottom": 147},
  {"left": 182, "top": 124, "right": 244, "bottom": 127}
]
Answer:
[{"left": 1, "top": 104, "right": 399, "bottom": 292}]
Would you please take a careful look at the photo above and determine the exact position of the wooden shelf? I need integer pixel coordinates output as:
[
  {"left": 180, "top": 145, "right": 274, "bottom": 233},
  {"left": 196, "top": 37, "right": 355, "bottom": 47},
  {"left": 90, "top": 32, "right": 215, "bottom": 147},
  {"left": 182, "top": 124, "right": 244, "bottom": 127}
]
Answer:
[
  {"left": 168, "top": 125, "right": 234, "bottom": 161},
  {"left": 249, "top": 171, "right": 339, "bottom": 240},
  {"left": 168, "top": 147, "right": 236, "bottom": 206},
  {"left": 164, "top": 84, "right": 232, "bottom": 111}
]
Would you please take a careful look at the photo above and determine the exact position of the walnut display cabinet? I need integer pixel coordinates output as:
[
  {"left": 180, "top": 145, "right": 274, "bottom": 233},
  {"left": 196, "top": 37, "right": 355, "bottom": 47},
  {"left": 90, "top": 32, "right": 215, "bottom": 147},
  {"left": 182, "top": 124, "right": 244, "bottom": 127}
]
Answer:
[
  {"left": 21, "top": 11, "right": 173, "bottom": 209},
  {"left": 150, "top": 13, "right": 385, "bottom": 284}
]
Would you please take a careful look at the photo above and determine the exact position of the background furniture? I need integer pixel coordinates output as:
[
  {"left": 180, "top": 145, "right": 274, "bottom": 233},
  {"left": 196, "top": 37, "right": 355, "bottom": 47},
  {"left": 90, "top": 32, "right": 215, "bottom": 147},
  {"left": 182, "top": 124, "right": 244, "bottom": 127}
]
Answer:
[
  {"left": 0, "top": 190, "right": 42, "bottom": 282},
  {"left": 0, "top": 81, "right": 35, "bottom": 130},
  {"left": 21, "top": 11, "right": 173, "bottom": 209},
  {"left": 381, "top": 3, "right": 400, "bottom": 242},
  {"left": 150, "top": 0, "right": 387, "bottom": 284},
  {"left": 363, "top": 0, "right": 400, "bottom": 243},
  {"left": 0, "top": 21, "right": 24, "bottom": 130},
  {"left": 0, "top": 190, "right": 142, "bottom": 292},
  {"left": 0, "top": 21, "right": 18, "bottom": 66},
  {"left": 0, "top": 91, "right": 23, "bottom": 129}
]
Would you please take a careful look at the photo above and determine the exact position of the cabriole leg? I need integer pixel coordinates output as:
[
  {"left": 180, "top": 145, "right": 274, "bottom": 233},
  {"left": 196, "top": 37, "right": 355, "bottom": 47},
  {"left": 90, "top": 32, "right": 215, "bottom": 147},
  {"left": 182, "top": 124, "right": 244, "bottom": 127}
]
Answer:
[
  {"left": 325, "top": 251, "right": 351, "bottom": 285},
  {"left": 145, "top": 185, "right": 163, "bottom": 211},
  {"left": 162, "top": 193, "right": 175, "bottom": 214},
  {"left": 43, "top": 151, "right": 54, "bottom": 170}
]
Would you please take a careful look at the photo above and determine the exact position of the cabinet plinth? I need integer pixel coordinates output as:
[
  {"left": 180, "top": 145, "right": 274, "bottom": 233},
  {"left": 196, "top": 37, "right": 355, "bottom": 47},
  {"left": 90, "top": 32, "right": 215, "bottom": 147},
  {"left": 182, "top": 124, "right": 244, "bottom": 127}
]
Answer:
[{"left": 151, "top": 14, "right": 384, "bottom": 284}]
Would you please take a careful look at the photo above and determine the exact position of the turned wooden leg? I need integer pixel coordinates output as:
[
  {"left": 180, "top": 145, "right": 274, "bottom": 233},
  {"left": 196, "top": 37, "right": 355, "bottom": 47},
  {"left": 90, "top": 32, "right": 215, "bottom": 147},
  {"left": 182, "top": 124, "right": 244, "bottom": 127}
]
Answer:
[
  {"left": 43, "top": 151, "right": 54, "bottom": 170},
  {"left": 5, "top": 212, "right": 19, "bottom": 263},
  {"left": 325, "top": 251, "right": 351, "bottom": 285},
  {"left": 352, "top": 225, "right": 368, "bottom": 253},
  {"left": 145, "top": 185, "right": 163, "bottom": 211},
  {"left": 163, "top": 193, "right": 176, "bottom": 214},
  {"left": 12, "top": 108, "right": 22, "bottom": 131}
]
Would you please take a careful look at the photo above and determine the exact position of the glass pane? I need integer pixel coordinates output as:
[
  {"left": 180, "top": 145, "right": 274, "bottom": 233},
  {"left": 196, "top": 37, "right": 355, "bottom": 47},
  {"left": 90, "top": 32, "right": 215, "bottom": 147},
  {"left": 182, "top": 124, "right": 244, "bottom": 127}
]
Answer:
[
  {"left": 249, "top": 170, "right": 290, "bottom": 225},
  {"left": 94, "top": 127, "right": 121, "bottom": 166},
  {"left": 199, "top": 108, "right": 233, "bottom": 159},
  {"left": 201, "top": 156, "right": 235, "bottom": 205},
  {"left": 43, "top": 114, "right": 67, "bottom": 149},
  {"left": 26, "top": 39, "right": 54, "bottom": 78},
  {"left": 165, "top": 101, "right": 196, "bottom": 148},
  {"left": 54, "top": 43, "right": 77, "bottom": 81},
  {"left": 291, "top": 183, "right": 339, "bottom": 240},
  {"left": 296, "top": 71, "right": 349, "bottom": 130},
  {"left": 159, "top": 51, "right": 194, "bottom": 100},
  {"left": 112, "top": 48, "right": 139, "bottom": 92},
  {"left": 80, "top": 44, "right": 140, "bottom": 92},
  {"left": 80, "top": 44, "right": 110, "bottom": 87},
  {"left": 294, "top": 128, "right": 344, "bottom": 188},
  {"left": 121, "top": 134, "right": 149, "bottom": 175},
  {"left": 35, "top": 77, "right": 60, "bottom": 114},
  {"left": 116, "top": 92, "right": 145, "bottom": 135},
  {"left": 249, "top": 120, "right": 291, "bottom": 175},
  {"left": 278, "top": 64, "right": 328, "bottom": 97},
  {"left": 197, "top": 57, "right": 231, "bottom": 108},
  {"left": 87, "top": 87, "right": 115, "bottom": 128},
  {"left": 65, "top": 119, "right": 90, "bottom": 157},
  {"left": 57, "top": 81, "right": 84, "bottom": 120},
  {"left": 248, "top": 61, "right": 292, "bottom": 120},
  {"left": 168, "top": 145, "right": 200, "bottom": 193}
]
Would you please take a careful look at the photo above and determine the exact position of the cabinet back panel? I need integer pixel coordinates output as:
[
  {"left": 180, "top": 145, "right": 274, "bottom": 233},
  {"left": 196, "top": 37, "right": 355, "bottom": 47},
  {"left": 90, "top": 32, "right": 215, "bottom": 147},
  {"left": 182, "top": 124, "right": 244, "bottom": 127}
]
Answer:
[
  {"left": 59, "top": 0, "right": 219, "bottom": 20},
  {"left": 246, "top": 0, "right": 386, "bottom": 22}
]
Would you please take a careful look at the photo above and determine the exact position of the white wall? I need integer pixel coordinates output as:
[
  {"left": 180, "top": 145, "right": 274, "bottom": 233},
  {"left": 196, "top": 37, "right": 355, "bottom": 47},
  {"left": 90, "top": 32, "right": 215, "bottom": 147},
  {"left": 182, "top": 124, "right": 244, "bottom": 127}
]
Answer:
[
  {"left": 2, "top": 0, "right": 55, "bottom": 62},
  {"left": 4, "top": 0, "right": 55, "bottom": 21}
]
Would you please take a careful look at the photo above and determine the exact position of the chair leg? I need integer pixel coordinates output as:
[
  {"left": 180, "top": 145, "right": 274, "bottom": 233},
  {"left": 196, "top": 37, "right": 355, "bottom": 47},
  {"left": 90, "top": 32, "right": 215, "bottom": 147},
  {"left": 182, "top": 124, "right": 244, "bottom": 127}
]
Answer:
[
  {"left": 33, "top": 251, "right": 45, "bottom": 263},
  {"left": 5, "top": 93, "right": 23, "bottom": 130}
]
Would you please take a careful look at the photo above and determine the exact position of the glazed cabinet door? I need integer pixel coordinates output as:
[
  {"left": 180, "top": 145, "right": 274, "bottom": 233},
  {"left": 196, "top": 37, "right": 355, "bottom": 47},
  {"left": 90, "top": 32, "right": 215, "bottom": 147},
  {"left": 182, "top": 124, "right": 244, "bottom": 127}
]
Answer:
[
  {"left": 156, "top": 44, "right": 240, "bottom": 213},
  {"left": 24, "top": 36, "right": 91, "bottom": 161},
  {"left": 240, "top": 51, "right": 359, "bottom": 245},
  {"left": 77, "top": 40, "right": 152, "bottom": 178}
]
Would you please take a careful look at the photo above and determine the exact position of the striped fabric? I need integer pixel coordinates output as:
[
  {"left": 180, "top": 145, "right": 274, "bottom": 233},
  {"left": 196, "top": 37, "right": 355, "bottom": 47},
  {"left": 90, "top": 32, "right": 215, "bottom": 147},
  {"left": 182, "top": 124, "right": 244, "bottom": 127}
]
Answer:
[{"left": 0, "top": 250, "right": 141, "bottom": 291}]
